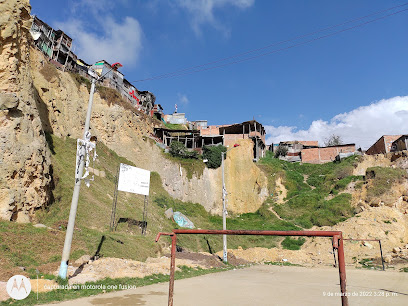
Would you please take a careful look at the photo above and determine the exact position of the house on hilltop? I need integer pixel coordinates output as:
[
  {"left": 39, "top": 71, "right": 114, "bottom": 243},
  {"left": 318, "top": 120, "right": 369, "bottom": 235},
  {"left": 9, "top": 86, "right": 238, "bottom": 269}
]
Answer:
[
  {"left": 366, "top": 135, "right": 401, "bottom": 155},
  {"left": 30, "top": 15, "right": 77, "bottom": 70},
  {"left": 153, "top": 120, "right": 266, "bottom": 161},
  {"left": 301, "top": 143, "right": 356, "bottom": 164},
  {"left": 274, "top": 140, "right": 319, "bottom": 162},
  {"left": 391, "top": 135, "right": 408, "bottom": 152}
]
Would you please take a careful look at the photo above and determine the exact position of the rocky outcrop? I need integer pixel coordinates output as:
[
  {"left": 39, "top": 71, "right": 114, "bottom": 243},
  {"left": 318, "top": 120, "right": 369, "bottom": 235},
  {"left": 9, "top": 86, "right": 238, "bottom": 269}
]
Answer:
[{"left": 0, "top": 0, "right": 53, "bottom": 222}]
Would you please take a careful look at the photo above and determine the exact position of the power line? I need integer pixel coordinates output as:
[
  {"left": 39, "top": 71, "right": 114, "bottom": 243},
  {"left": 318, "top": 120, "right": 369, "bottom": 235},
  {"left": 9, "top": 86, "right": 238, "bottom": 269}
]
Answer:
[{"left": 132, "top": 3, "right": 408, "bottom": 83}]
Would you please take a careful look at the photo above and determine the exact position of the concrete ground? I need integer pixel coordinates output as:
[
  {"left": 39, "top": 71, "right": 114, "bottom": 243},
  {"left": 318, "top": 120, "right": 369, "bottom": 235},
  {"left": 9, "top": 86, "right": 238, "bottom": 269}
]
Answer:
[{"left": 43, "top": 265, "right": 408, "bottom": 305}]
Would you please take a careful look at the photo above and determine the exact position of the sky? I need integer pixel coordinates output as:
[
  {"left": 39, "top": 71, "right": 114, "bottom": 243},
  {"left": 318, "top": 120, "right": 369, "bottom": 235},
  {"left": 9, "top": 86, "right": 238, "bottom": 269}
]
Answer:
[{"left": 30, "top": 0, "right": 408, "bottom": 149}]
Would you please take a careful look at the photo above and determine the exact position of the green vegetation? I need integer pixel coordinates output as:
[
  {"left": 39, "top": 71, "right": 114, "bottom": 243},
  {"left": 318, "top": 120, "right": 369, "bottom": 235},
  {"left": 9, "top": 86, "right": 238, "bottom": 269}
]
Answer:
[
  {"left": 1, "top": 266, "right": 234, "bottom": 305},
  {"left": 69, "top": 73, "right": 91, "bottom": 92},
  {"left": 258, "top": 152, "right": 362, "bottom": 228},
  {"left": 169, "top": 141, "right": 198, "bottom": 159},
  {"left": 162, "top": 151, "right": 205, "bottom": 180},
  {"left": 366, "top": 167, "right": 407, "bottom": 201},
  {"left": 281, "top": 237, "right": 306, "bottom": 250},
  {"left": 400, "top": 267, "right": 408, "bottom": 272},
  {"left": 202, "top": 145, "right": 227, "bottom": 169},
  {"left": 164, "top": 122, "right": 188, "bottom": 130},
  {"left": 264, "top": 261, "right": 301, "bottom": 267},
  {"left": 0, "top": 135, "right": 302, "bottom": 281},
  {"left": 358, "top": 258, "right": 383, "bottom": 270},
  {"left": 274, "top": 145, "right": 288, "bottom": 158}
]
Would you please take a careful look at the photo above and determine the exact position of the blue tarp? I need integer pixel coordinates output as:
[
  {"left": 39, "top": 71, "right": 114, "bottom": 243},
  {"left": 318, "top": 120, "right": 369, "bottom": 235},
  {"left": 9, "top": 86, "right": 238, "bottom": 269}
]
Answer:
[{"left": 173, "top": 212, "right": 195, "bottom": 229}]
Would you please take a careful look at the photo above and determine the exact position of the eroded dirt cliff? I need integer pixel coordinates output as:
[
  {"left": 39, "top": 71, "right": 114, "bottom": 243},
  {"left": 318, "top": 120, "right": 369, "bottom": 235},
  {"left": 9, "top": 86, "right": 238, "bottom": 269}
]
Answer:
[
  {"left": 0, "top": 0, "right": 52, "bottom": 222},
  {"left": 29, "top": 47, "right": 268, "bottom": 215}
]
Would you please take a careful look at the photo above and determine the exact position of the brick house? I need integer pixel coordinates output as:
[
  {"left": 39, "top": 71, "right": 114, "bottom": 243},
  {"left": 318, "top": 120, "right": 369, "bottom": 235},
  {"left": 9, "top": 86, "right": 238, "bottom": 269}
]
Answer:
[
  {"left": 301, "top": 144, "right": 356, "bottom": 164},
  {"left": 366, "top": 135, "right": 401, "bottom": 155},
  {"left": 391, "top": 135, "right": 408, "bottom": 152}
]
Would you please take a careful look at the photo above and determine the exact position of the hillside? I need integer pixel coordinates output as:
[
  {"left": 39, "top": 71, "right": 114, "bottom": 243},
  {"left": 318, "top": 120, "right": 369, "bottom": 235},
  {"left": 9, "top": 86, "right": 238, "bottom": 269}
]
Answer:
[{"left": 1, "top": 2, "right": 408, "bottom": 302}]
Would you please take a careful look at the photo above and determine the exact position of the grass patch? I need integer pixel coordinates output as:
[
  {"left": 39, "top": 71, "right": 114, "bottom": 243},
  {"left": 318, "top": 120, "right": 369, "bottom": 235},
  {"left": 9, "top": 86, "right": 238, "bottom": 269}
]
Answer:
[
  {"left": 69, "top": 73, "right": 91, "bottom": 92},
  {"left": 264, "top": 261, "right": 301, "bottom": 267},
  {"left": 164, "top": 123, "right": 188, "bottom": 130},
  {"left": 281, "top": 237, "right": 305, "bottom": 250},
  {"left": 366, "top": 167, "right": 407, "bottom": 200},
  {"left": 258, "top": 154, "right": 362, "bottom": 228}
]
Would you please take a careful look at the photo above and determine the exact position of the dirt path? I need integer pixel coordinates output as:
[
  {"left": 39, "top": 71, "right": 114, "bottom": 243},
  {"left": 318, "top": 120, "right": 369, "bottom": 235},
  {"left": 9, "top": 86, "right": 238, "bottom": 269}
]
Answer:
[
  {"left": 275, "top": 177, "right": 287, "bottom": 204},
  {"left": 43, "top": 265, "right": 408, "bottom": 306}
]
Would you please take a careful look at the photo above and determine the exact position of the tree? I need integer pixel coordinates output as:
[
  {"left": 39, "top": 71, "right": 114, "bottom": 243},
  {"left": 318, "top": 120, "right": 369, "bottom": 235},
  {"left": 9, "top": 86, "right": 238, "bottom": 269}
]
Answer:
[
  {"left": 203, "top": 145, "right": 227, "bottom": 169},
  {"left": 324, "top": 134, "right": 343, "bottom": 146}
]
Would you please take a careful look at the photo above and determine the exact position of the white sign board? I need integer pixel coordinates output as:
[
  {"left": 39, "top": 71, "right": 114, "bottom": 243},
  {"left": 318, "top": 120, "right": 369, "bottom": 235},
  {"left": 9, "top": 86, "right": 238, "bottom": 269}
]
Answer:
[{"left": 117, "top": 163, "right": 150, "bottom": 196}]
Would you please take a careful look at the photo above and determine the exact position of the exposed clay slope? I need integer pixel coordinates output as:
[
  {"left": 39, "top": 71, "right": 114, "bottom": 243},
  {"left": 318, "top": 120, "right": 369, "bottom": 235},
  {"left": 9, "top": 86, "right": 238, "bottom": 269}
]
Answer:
[
  {"left": 29, "top": 48, "right": 268, "bottom": 215},
  {"left": 0, "top": 0, "right": 53, "bottom": 222}
]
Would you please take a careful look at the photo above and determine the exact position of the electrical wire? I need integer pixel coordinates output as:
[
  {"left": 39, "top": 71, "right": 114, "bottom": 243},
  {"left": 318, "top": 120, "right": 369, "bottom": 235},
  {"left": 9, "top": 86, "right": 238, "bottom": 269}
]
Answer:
[{"left": 131, "top": 3, "right": 408, "bottom": 83}]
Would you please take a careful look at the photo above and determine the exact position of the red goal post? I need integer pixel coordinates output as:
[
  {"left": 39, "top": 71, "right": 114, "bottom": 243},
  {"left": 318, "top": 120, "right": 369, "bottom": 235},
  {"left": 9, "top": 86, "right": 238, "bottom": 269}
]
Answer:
[{"left": 156, "top": 229, "right": 348, "bottom": 306}]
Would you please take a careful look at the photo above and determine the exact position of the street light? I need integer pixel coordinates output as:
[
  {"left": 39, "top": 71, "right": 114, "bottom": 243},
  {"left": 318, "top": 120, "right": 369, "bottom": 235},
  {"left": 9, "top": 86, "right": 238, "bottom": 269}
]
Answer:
[
  {"left": 58, "top": 62, "right": 122, "bottom": 279},
  {"left": 221, "top": 143, "right": 239, "bottom": 263}
]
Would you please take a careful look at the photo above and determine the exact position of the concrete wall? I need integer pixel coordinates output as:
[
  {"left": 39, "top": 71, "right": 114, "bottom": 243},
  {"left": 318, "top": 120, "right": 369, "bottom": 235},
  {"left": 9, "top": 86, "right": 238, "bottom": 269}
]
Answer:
[
  {"left": 301, "top": 144, "right": 355, "bottom": 164},
  {"left": 165, "top": 113, "right": 187, "bottom": 124}
]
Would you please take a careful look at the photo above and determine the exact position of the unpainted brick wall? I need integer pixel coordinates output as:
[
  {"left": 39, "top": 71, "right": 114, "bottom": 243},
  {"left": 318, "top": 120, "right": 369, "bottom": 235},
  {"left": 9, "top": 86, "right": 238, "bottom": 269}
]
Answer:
[{"left": 301, "top": 145, "right": 355, "bottom": 164}]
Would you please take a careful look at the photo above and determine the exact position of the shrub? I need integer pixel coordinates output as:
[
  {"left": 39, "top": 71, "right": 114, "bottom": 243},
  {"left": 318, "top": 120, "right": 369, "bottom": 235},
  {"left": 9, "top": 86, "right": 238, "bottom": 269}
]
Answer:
[
  {"left": 169, "top": 141, "right": 198, "bottom": 159},
  {"left": 202, "top": 145, "right": 227, "bottom": 169},
  {"left": 274, "top": 145, "right": 288, "bottom": 158}
]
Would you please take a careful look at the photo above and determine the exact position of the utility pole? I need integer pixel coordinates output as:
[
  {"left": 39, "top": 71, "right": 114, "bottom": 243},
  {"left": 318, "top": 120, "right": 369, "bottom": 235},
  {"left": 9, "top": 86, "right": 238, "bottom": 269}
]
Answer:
[
  {"left": 221, "top": 144, "right": 239, "bottom": 263},
  {"left": 58, "top": 62, "right": 122, "bottom": 279},
  {"left": 58, "top": 78, "right": 96, "bottom": 279}
]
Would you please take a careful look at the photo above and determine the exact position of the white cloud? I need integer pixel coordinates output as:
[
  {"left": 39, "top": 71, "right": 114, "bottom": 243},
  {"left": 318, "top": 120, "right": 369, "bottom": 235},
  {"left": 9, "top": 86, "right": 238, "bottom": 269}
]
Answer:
[
  {"left": 56, "top": 12, "right": 142, "bottom": 67},
  {"left": 178, "top": 93, "right": 189, "bottom": 104},
  {"left": 265, "top": 96, "right": 408, "bottom": 149},
  {"left": 175, "top": 0, "right": 255, "bottom": 36}
]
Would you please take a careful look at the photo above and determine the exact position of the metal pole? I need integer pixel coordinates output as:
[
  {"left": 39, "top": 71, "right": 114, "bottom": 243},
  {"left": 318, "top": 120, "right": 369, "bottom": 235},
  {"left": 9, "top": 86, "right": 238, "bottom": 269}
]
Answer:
[
  {"left": 58, "top": 78, "right": 96, "bottom": 279},
  {"left": 168, "top": 234, "right": 177, "bottom": 306},
  {"left": 336, "top": 234, "right": 349, "bottom": 306},
  {"left": 379, "top": 240, "right": 385, "bottom": 271},
  {"left": 110, "top": 164, "right": 120, "bottom": 231},
  {"left": 222, "top": 151, "right": 227, "bottom": 263}
]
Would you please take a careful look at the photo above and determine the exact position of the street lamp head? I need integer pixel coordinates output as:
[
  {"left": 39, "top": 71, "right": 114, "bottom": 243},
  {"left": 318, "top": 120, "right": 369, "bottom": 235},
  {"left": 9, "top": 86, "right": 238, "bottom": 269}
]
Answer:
[{"left": 111, "top": 62, "right": 123, "bottom": 70}]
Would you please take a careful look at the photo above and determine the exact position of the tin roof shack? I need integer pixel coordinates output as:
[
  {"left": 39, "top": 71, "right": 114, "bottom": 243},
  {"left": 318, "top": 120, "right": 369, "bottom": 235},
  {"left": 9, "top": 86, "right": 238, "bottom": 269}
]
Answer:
[
  {"left": 30, "top": 15, "right": 56, "bottom": 58},
  {"left": 366, "top": 135, "right": 401, "bottom": 155},
  {"left": 219, "top": 120, "right": 266, "bottom": 161},
  {"left": 391, "top": 135, "right": 408, "bottom": 152},
  {"left": 301, "top": 144, "right": 356, "bottom": 164},
  {"left": 154, "top": 128, "right": 201, "bottom": 150}
]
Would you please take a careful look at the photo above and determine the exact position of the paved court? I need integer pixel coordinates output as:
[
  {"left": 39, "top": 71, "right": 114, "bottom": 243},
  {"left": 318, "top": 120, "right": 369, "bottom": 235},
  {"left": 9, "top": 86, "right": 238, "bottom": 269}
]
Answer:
[{"left": 45, "top": 265, "right": 408, "bottom": 305}]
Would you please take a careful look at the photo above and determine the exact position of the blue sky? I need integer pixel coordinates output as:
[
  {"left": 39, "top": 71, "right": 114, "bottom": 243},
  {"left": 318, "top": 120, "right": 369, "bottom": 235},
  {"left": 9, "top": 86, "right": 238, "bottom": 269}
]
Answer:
[{"left": 31, "top": 0, "right": 408, "bottom": 148}]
